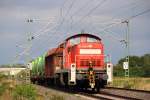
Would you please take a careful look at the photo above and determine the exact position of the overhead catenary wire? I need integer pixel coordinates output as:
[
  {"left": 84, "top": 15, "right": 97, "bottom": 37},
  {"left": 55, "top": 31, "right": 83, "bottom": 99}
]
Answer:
[
  {"left": 68, "top": 0, "right": 92, "bottom": 21},
  {"left": 28, "top": 0, "right": 77, "bottom": 55},
  {"left": 63, "top": 0, "right": 108, "bottom": 36},
  {"left": 33, "top": 0, "right": 76, "bottom": 42},
  {"left": 24, "top": 0, "right": 108, "bottom": 44},
  {"left": 71, "top": 0, "right": 92, "bottom": 16},
  {"left": 80, "top": 6, "right": 150, "bottom": 44},
  {"left": 126, "top": 8, "right": 150, "bottom": 21},
  {"left": 32, "top": 18, "right": 56, "bottom": 38},
  {"left": 35, "top": 0, "right": 68, "bottom": 37},
  {"left": 68, "top": 0, "right": 141, "bottom": 31},
  {"left": 68, "top": 0, "right": 146, "bottom": 34},
  {"left": 28, "top": 0, "right": 72, "bottom": 38},
  {"left": 37, "top": 3, "right": 150, "bottom": 48},
  {"left": 21, "top": 0, "right": 148, "bottom": 44},
  {"left": 33, "top": 0, "right": 106, "bottom": 40},
  {"left": 26, "top": 0, "right": 69, "bottom": 40},
  {"left": 20, "top": 1, "right": 150, "bottom": 61},
  {"left": 15, "top": 0, "right": 69, "bottom": 51},
  {"left": 47, "top": 7, "right": 150, "bottom": 50},
  {"left": 71, "top": 0, "right": 107, "bottom": 28},
  {"left": 95, "top": 7, "right": 150, "bottom": 35},
  {"left": 53, "top": 0, "right": 77, "bottom": 33}
]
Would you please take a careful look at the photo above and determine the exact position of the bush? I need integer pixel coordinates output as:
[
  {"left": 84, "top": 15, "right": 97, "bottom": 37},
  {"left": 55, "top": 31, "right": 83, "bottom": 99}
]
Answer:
[
  {"left": 122, "top": 80, "right": 135, "bottom": 89},
  {"left": 0, "top": 84, "right": 6, "bottom": 96},
  {"left": 13, "top": 84, "right": 37, "bottom": 100},
  {"left": 0, "top": 74, "right": 8, "bottom": 96},
  {"left": 0, "top": 74, "right": 6, "bottom": 81}
]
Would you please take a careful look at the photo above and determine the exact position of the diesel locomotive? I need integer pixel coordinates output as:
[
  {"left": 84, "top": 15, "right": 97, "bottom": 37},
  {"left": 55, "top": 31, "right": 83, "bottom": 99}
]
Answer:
[{"left": 30, "top": 33, "right": 108, "bottom": 92}]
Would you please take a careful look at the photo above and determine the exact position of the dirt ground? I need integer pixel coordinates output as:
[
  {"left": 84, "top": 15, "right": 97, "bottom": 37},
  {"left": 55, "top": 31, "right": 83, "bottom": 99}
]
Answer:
[{"left": 35, "top": 85, "right": 88, "bottom": 100}]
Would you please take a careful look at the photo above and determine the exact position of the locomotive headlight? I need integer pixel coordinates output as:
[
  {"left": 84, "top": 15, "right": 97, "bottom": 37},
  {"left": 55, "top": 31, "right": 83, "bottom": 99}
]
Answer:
[
  {"left": 76, "top": 74, "right": 83, "bottom": 80},
  {"left": 79, "top": 70, "right": 82, "bottom": 73},
  {"left": 102, "top": 74, "right": 108, "bottom": 80}
]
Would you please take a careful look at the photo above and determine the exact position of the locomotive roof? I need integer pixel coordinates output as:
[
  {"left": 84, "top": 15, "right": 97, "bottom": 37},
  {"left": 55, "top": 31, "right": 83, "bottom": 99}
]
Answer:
[
  {"left": 65, "top": 33, "right": 101, "bottom": 41},
  {"left": 46, "top": 48, "right": 63, "bottom": 57}
]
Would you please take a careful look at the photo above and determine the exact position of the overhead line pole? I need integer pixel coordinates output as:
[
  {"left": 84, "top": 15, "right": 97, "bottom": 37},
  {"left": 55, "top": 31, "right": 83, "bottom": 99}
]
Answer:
[
  {"left": 126, "top": 20, "right": 130, "bottom": 77},
  {"left": 122, "top": 20, "right": 129, "bottom": 77},
  {"left": 26, "top": 19, "right": 34, "bottom": 84}
]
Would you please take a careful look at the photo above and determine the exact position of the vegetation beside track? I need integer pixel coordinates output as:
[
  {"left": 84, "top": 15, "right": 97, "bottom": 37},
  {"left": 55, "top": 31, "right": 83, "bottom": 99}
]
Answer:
[
  {"left": 108, "top": 77, "right": 150, "bottom": 91},
  {"left": 12, "top": 84, "right": 37, "bottom": 100},
  {"left": 114, "top": 54, "right": 150, "bottom": 77},
  {"left": 111, "top": 54, "right": 150, "bottom": 91},
  {"left": 0, "top": 74, "right": 65, "bottom": 100}
]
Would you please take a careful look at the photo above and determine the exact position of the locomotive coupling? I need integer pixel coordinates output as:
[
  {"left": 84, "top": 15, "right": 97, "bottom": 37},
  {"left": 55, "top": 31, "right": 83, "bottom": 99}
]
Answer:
[
  {"left": 88, "top": 61, "right": 95, "bottom": 88},
  {"left": 88, "top": 70, "right": 95, "bottom": 88}
]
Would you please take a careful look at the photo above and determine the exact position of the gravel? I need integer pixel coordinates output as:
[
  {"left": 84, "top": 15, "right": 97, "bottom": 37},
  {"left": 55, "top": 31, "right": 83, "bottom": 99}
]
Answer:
[
  {"left": 100, "top": 88, "right": 150, "bottom": 100},
  {"left": 35, "top": 85, "right": 88, "bottom": 100}
]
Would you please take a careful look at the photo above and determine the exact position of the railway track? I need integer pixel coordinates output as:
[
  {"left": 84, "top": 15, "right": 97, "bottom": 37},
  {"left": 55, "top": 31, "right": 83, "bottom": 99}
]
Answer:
[
  {"left": 75, "top": 89, "right": 145, "bottom": 100},
  {"left": 99, "top": 87, "right": 150, "bottom": 100},
  {"left": 106, "top": 87, "right": 150, "bottom": 93},
  {"left": 75, "top": 92, "right": 141, "bottom": 100},
  {"left": 35, "top": 84, "right": 150, "bottom": 100}
]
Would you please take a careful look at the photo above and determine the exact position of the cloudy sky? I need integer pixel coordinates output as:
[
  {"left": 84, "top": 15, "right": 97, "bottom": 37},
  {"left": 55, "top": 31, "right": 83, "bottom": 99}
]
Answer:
[{"left": 0, "top": 0, "right": 150, "bottom": 65}]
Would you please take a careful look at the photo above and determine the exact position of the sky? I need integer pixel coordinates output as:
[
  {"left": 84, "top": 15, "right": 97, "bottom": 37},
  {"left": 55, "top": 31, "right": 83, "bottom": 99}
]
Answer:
[{"left": 0, "top": 0, "right": 150, "bottom": 65}]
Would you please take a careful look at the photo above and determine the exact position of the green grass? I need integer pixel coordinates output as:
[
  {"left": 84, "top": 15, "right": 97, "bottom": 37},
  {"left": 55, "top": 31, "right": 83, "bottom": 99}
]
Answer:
[
  {"left": 109, "top": 77, "right": 150, "bottom": 91},
  {"left": 0, "top": 84, "right": 6, "bottom": 96},
  {"left": 13, "top": 84, "right": 37, "bottom": 100},
  {"left": 0, "top": 74, "right": 8, "bottom": 96}
]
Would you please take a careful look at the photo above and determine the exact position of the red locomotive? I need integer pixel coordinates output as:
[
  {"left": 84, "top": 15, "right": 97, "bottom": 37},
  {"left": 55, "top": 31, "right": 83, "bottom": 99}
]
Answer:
[{"left": 31, "top": 33, "right": 107, "bottom": 92}]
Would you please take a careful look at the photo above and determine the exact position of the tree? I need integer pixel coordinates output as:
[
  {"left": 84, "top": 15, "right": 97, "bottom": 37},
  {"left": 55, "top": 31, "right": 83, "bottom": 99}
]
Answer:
[{"left": 114, "top": 54, "right": 150, "bottom": 77}]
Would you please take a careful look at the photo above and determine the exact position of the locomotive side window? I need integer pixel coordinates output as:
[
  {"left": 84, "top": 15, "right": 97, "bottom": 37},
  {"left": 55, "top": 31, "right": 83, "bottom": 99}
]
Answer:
[
  {"left": 70, "top": 37, "right": 80, "bottom": 45},
  {"left": 87, "top": 37, "right": 98, "bottom": 42}
]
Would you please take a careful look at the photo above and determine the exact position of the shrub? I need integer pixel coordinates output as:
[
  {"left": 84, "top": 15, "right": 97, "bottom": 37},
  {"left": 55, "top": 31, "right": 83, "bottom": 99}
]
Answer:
[
  {"left": 0, "top": 82, "right": 10, "bottom": 96},
  {"left": 0, "top": 74, "right": 6, "bottom": 81},
  {"left": 0, "top": 84, "right": 6, "bottom": 96},
  {"left": 122, "top": 80, "right": 134, "bottom": 89},
  {"left": 13, "top": 84, "right": 37, "bottom": 100}
]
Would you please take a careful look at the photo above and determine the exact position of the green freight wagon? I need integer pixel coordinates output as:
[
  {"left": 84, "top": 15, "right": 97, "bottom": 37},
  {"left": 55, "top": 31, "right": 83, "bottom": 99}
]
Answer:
[{"left": 31, "top": 54, "right": 46, "bottom": 78}]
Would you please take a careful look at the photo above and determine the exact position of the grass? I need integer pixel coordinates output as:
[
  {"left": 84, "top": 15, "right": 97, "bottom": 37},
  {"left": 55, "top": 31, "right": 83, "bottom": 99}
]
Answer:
[
  {"left": 109, "top": 77, "right": 150, "bottom": 91},
  {"left": 0, "top": 74, "right": 9, "bottom": 96},
  {"left": 12, "top": 84, "right": 37, "bottom": 100},
  {"left": 0, "top": 75, "right": 65, "bottom": 100}
]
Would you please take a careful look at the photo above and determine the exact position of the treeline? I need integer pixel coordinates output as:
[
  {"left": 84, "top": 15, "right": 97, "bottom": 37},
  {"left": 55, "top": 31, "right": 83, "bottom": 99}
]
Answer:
[
  {"left": 0, "top": 64, "right": 26, "bottom": 68},
  {"left": 114, "top": 54, "right": 150, "bottom": 77}
]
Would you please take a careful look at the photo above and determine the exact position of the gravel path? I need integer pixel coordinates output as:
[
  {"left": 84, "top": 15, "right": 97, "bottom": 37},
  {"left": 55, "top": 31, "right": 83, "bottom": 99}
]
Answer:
[
  {"left": 101, "top": 88, "right": 150, "bottom": 100},
  {"left": 35, "top": 85, "right": 89, "bottom": 100}
]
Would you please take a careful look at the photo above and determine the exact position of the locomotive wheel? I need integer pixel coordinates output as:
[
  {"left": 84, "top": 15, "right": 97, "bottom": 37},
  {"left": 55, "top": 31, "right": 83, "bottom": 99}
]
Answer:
[
  {"left": 63, "top": 73, "right": 69, "bottom": 87},
  {"left": 91, "top": 87, "right": 100, "bottom": 93},
  {"left": 95, "top": 80, "right": 100, "bottom": 93},
  {"left": 35, "top": 80, "right": 38, "bottom": 85},
  {"left": 96, "top": 86, "right": 100, "bottom": 93},
  {"left": 92, "top": 88, "right": 95, "bottom": 92},
  {"left": 101, "top": 80, "right": 105, "bottom": 88}
]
